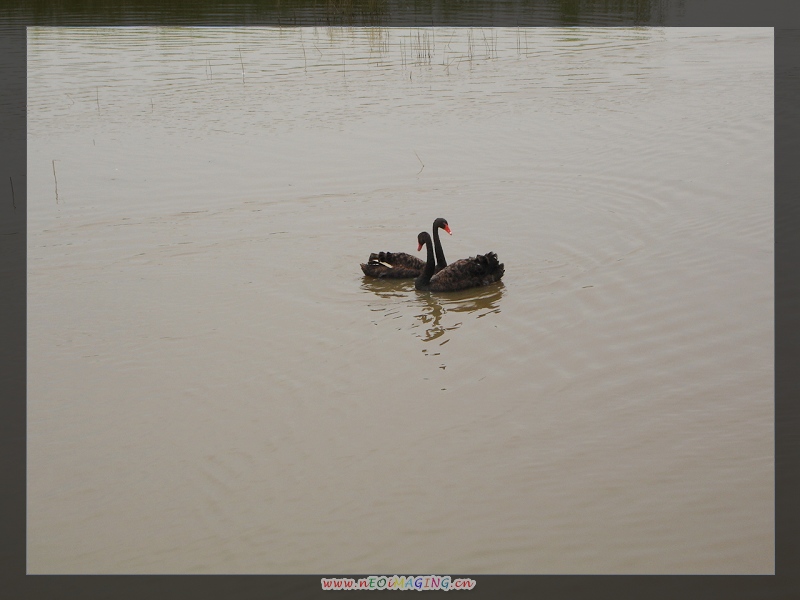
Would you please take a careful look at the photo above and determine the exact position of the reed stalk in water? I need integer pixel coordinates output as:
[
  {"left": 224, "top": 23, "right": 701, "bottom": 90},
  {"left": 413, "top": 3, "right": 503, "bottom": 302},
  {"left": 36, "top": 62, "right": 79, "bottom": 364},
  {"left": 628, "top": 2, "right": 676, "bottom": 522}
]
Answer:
[
  {"left": 52, "top": 160, "right": 59, "bottom": 204},
  {"left": 414, "top": 150, "right": 424, "bottom": 175}
]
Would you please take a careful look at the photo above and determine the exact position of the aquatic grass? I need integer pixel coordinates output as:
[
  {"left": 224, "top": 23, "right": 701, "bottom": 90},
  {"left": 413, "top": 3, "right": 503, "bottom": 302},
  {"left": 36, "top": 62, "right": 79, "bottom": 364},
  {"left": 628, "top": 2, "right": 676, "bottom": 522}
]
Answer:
[
  {"left": 366, "top": 25, "right": 389, "bottom": 64},
  {"left": 411, "top": 29, "right": 434, "bottom": 66}
]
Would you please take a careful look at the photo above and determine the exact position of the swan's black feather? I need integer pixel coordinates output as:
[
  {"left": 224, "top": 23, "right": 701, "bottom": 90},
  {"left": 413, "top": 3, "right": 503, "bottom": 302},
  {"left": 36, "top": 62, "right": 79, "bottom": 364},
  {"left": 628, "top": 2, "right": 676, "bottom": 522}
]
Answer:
[{"left": 427, "top": 253, "right": 504, "bottom": 292}]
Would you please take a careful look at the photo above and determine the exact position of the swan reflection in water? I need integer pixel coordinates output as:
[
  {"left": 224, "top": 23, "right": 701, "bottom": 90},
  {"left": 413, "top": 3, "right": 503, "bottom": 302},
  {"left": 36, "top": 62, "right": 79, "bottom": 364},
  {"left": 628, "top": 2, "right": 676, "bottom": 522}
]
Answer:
[
  {"left": 411, "top": 283, "right": 505, "bottom": 344},
  {"left": 360, "top": 276, "right": 505, "bottom": 346},
  {"left": 359, "top": 277, "right": 416, "bottom": 300}
]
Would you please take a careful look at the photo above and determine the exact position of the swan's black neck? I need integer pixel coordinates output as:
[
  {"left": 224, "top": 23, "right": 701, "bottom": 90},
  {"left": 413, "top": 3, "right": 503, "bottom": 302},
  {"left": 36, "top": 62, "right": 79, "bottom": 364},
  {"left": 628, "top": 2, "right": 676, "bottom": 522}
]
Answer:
[
  {"left": 415, "top": 233, "right": 436, "bottom": 290},
  {"left": 432, "top": 225, "right": 447, "bottom": 269}
]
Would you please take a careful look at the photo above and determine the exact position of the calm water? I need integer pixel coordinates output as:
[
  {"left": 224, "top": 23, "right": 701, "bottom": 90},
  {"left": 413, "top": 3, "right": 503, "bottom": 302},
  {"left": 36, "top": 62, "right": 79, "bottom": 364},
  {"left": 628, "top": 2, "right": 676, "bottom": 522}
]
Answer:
[{"left": 27, "top": 27, "right": 773, "bottom": 574}]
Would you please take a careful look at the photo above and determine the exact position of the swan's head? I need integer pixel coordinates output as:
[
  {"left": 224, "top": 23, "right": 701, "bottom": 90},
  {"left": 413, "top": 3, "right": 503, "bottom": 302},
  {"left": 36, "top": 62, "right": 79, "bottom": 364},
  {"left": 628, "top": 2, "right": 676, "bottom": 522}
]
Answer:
[
  {"left": 434, "top": 217, "right": 452, "bottom": 235},
  {"left": 417, "top": 231, "right": 432, "bottom": 252}
]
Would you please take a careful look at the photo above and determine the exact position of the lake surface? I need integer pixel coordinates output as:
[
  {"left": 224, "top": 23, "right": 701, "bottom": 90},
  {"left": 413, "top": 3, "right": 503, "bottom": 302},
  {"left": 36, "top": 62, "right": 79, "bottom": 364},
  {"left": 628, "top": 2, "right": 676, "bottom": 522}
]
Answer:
[{"left": 27, "top": 26, "right": 773, "bottom": 574}]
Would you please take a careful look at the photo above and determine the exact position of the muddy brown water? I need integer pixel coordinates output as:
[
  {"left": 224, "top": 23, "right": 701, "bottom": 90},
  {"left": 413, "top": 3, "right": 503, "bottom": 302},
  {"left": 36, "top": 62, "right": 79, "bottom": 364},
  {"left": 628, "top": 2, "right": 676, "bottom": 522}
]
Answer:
[{"left": 27, "top": 27, "right": 773, "bottom": 574}]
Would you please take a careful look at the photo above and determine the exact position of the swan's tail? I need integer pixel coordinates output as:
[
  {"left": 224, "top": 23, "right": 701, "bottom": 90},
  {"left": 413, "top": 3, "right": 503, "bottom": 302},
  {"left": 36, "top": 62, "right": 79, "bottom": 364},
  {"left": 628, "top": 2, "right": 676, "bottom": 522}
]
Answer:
[
  {"left": 478, "top": 251, "right": 504, "bottom": 282},
  {"left": 481, "top": 252, "right": 504, "bottom": 273}
]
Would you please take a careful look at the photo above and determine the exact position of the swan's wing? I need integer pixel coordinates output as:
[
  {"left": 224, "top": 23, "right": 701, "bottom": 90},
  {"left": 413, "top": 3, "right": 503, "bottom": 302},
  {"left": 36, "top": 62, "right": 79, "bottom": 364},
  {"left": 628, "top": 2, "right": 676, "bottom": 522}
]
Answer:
[{"left": 361, "top": 251, "right": 426, "bottom": 278}]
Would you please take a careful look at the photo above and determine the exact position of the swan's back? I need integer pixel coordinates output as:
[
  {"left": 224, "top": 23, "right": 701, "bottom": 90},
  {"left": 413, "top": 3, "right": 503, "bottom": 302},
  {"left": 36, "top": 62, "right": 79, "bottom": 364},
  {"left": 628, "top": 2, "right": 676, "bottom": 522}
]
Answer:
[{"left": 423, "top": 251, "right": 504, "bottom": 292}]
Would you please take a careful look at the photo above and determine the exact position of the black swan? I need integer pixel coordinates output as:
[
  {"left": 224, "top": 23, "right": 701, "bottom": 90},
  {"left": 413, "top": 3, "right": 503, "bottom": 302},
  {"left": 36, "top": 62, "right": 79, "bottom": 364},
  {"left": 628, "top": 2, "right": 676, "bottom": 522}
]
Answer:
[
  {"left": 415, "top": 231, "right": 504, "bottom": 292},
  {"left": 360, "top": 217, "right": 451, "bottom": 278}
]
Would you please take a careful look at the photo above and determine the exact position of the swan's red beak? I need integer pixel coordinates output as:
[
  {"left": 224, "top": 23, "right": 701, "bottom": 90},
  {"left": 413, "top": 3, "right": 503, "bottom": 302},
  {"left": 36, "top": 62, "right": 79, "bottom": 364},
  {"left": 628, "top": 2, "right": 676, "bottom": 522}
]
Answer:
[
  {"left": 444, "top": 224, "right": 452, "bottom": 235},
  {"left": 417, "top": 242, "right": 423, "bottom": 251}
]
